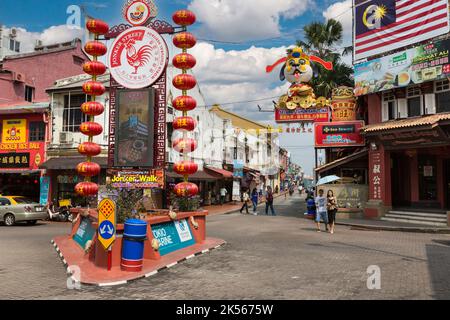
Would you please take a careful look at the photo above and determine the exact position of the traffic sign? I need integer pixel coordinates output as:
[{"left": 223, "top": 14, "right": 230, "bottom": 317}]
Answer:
[{"left": 98, "top": 199, "right": 117, "bottom": 250}]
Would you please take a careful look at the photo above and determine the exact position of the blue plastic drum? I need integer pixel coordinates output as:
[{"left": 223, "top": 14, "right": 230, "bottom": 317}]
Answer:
[
  {"left": 124, "top": 219, "right": 147, "bottom": 239},
  {"left": 121, "top": 219, "right": 148, "bottom": 272}
]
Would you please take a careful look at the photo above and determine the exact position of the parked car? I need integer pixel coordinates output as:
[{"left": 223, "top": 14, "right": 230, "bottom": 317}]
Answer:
[{"left": 0, "top": 196, "right": 47, "bottom": 226}]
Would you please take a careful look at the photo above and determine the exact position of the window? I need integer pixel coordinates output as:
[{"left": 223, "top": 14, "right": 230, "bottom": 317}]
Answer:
[
  {"left": 407, "top": 86, "right": 422, "bottom": 117},
  {"left": 382, "top": 92, "right": 397, "bottom": 121},
  {"left": 0, "top": 198, "right": 11, "bottom": 206},
  {"left": 29, "top": 122, "right": 45, "bottom": 141},
  {"left": 25, "top": 86, "right": 34, "bottom": 102},
  {"left": 9, "top": 39, "right": 20, "bottom": 52},
  {"left": 435, "top": 79, "right": 450, "bottom": 113},
  {"left": 63, "top": 94, "right": 90, "bottom": 132}
]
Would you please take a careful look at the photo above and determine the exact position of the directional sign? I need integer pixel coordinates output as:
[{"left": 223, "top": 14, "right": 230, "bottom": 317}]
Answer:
[{"left": 98, "top": 199, "right": 117, "bottom": 250}]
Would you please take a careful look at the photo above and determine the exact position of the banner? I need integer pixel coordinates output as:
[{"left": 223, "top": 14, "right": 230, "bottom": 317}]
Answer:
[
  {"left": 353, "top": 0, "right": 450, "bottom": 61},
  {"left": 315, "top": 121, "right": 365, "bottom": 148},
  {"left": 39, "top": 176, "right": 50, "bottom": 206},
  {"left": 354, "top": 38, "right": 450, "bottom": 96},
  {"left": 275, "top": 107, "right": 329, "bottom": 123},
  {"left": 233, "top": 160, "right": 244, "bottom": 178},
  {"left": 108, "top": 169, "right": 164, "bottom": 189}
]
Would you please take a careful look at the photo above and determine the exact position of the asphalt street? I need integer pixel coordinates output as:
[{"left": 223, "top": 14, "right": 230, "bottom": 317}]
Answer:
[{"left": 1, "top": 193, "right": 450, "bottom": 300}]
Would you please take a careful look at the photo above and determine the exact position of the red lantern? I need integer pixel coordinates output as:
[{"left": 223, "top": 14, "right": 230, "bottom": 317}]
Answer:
[
  {"left": 174, "top": 161, "right": 198, "bottom": 176},
  {"left": 80, "top": 122, "right": 103, "bottom": 136},
  {"left": 78, "top": 142, "right": 102, "bottom": 157},
  {"left": 84, "top": 41, "right": 108, "bottom": 57},
  {"left": 81, "top": 101, "right": 105, "bottom": 116},
  {"left": 75, "top": 182, "right": 99, "bottom": 196},
  {"left": 173, "top": 32, "right": 197, "bottom": 49},
  {"left": 173, "top": 74, "right": 197, "bottom": 91},
  {"left": 172, "top": 138, "right": 197, "bottom": 153},
  {"left": 76, "top": 162, "right": 101, "bottom": 177},
  {"left": 83, "top": 61, "right": 107, "bottom": 76},
  {"left": 173, "top": 116, "right": 196, "bottom": 131},
  {"left": 173, "top": 53, "right": 196, "bottom": 70},
  {"left": 172, "top": 95, "right": 197, "bottom": 112},
  {"left": 86, "top": 19, "right": 109, "bottom": 35},
  {"left": 174, "top": 182, "right": 199, "bottom": 197},
  {"left": 82, "top": 81, "right": 106, "bottom": 96},
  {"left": 172, "top": 10, "right": 196, "bottom": 26}
]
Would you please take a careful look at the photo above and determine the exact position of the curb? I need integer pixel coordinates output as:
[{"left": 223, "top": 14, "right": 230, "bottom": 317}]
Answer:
[
  {"left": 51, "top": 239, "right": 227, "bottom": 287},
  {"left": 336, "top": 222, "right": 450, "bottom": 234}
]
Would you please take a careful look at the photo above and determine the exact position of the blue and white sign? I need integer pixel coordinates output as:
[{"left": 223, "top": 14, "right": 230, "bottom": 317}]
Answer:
[
  {"left": 233, "top": 160, "right": 244, "bottom": 178},
  {"left": 152, "top": 219, "right": 196, "bottom": 256},
  {"left": 39, "top": 176, "right": 50, "bottom": 206},
  {"left": 99, "top": 220, "right": 115, "bottom": 240}
]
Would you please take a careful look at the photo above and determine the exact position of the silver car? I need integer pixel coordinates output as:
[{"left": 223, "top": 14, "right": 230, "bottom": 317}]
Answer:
[{"left": 0, "top": 196, "right": 47, "bottom": 226}]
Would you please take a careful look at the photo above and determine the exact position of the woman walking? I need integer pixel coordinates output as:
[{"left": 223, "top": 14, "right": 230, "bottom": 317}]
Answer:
[
  {"left": 240, "top": 188, "right": 250, "bottom": 214},
  {"left": 251, "top": 188, "right": 259, "bottom": 215},
  {"left": 327, "top": 190, "right": 338, "bottom": 234}
]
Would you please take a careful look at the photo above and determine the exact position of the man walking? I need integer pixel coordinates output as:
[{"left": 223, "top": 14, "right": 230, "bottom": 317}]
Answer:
[
  {"left": 315, "top": 189, "right": 329, "bottom": 232},
  {"left": 220, "top": 187, "right": 227, "bottom": 205},
  {"left": 265, "top": 186, "right": 276, "bottom": 216},
  {"left": 240, "top": 188, "right": 250, "bottom": 214}
]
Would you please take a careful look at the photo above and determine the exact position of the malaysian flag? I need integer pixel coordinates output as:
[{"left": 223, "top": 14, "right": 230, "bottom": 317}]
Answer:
[{"left": 354, "top": 0, "right": 450, "bottom": 61}]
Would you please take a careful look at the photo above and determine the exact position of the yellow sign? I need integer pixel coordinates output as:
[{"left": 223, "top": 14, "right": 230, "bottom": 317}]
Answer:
[
  {"left": 97, "top": 199, "right": 117, "bottom": 250},
  {"left": 2, "top": 119, "right": 27, "bottom": 144}
]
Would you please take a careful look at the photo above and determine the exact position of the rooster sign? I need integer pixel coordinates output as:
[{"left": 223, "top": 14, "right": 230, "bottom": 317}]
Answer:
[{"left": 108, "top": 26, "right": 169, "bottom": 89}]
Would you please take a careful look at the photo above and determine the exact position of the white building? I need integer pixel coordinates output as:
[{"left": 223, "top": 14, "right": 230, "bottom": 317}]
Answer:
[{"left": 0, "top": 26, "right": 35, "bottom": 61}]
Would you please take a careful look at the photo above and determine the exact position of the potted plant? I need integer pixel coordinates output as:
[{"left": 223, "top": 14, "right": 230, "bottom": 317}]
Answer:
[{"left": 170, "top": 192, "right": 201, "bottom": 212}]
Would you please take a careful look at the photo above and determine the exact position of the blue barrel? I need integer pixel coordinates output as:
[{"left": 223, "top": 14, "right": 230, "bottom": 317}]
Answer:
[{"left": 121, "top": 219, "right": 147, "bottom": 272}]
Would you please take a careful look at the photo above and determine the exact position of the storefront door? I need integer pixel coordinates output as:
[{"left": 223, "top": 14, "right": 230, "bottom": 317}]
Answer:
[
  {"left": 391, "top": 153, "right": 411, "bottom": 207},
  {"left": 446, "top": 160, "right": 450, "bottom": 210}
]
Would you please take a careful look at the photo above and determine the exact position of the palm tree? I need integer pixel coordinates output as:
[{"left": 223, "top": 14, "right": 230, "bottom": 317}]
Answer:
[{"left": 296, "top": 19, "right": 353, "bottom": 98}]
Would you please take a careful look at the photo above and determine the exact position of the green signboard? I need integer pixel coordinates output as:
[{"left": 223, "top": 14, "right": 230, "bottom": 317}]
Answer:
[
  {"left": 73, "top": 217, "right": 96, "bottom": 250},
  {"left": 152, "top": 219, "right": 196, "bottom": 256}
]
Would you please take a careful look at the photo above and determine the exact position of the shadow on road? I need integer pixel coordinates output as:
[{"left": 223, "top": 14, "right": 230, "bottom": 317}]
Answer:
[{"left": 426, "top": 243, "right": 450, "bottom": 299}]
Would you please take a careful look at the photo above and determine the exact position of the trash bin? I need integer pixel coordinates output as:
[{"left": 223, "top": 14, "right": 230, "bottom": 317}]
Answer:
[{"left": 121, "top": 219, "right": 147, "bottom": 272}]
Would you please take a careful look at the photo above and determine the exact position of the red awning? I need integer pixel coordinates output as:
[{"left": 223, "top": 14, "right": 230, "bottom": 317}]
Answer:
[{"left": 204, "top": 166, "right": 234, "bottom": 179}]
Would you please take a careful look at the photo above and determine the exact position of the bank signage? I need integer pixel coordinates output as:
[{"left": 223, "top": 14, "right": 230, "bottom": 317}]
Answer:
[
  {"left": 151, "top": 219, "right": 196, "bottom": 256},
  {"left": 315, "top": 121, "right": 365, "bottom": 148}
]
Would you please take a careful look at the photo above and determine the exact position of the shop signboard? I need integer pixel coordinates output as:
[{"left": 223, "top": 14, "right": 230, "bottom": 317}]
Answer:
[
  {"left": 275, "top": 107, "right": 329, "bottom": 123},
  {"left": 114, "top": 89, "right": 155, "bottom": 168},
  {"left": 325, "top": 184, "right": 369, "bottom": 209},
  {"left": 354, "top": 38, "right": 450, "bottom": 96},
  {"left": 39, "top": 176, "right": 50, "bottom": 206},
  {"left": 315, "top": 121, "right": 365, "bottom": 148},
  {"left": 108, "top": 169, "right": 164, "bottom": 189},
  {"left": 123, "top": 0, "right": 158, "bottom": 27},
  {"left": 0, "top": 153, "right": 30, "bottom": 169},
  {"left": 73, "top": 217, "right": 96, "bottom": 250},
  {"left": 353, "top": 0, "right": 450, "bottom": 62},
  {"left": 151, "top": 219, "right": 196, "bottom": 256},
  {"left": 1, "top": 119, "right": 27, "bottom": 144}
]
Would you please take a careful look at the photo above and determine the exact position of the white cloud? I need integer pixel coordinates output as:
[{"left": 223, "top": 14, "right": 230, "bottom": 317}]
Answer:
[{"left": 188, "top": 0, "right": 312, "bottom": 41}]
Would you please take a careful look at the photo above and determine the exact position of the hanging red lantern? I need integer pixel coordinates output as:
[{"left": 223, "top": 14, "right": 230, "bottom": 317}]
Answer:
[
  {"left": 173, "top": 32, "right": 197, "bottom": 49},
  {"left": 75, "top": 182, "right": 99, "bottom": 197},
  {"left": 173, "top": 116, "right": 196, "bottom": 131},
  {"left": 86, "top": 19, "right": 109, "bottom": 35},
  {"left": 174, "top": 161, "right": 198, "bottom": 176},
  {"left": 173, "top": 74, "right": 197, "bottom": 91},
  {"left": 78, "top": 142, "right": 102, "bottom": 157},
  {"left": 173, "top": 53, "right": 196, "bottom": 70},
  {"left": 172, "top": 138, "right": 197, "bottom": 153},
  {"left": 82, "top": 81, "right": 106, "bottom": 96},
  {"left": 76, "top": 162, "right": 101, "bottom": 177},
  {"left": 84, "top": 41, "right": 108, "bottom": 57},
  {"left": 83, "top": 61, "right": 107, "bottom": 76},
  {"left": 174, "top": 182, "right": 199, "bottom": 197},
  {"left": 172, "top": 10, "right": 196, "bottom": 26},
  {"left": 81, "top": 101, "right": 105, "bottom": 116},
  {"left": 80, "top": 122, "right": 103, "bottom": 136},
  {"left": 172, "top": 95, "right": 197, "bottom": 112}
]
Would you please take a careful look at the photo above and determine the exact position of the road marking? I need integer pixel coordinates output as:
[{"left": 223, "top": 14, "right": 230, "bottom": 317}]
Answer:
[
  {"left": 99, "top": 280, "right": 127, "bottom": 287},
  {"left": 145, "top": 271, "right": 158, "bottom": 278}
]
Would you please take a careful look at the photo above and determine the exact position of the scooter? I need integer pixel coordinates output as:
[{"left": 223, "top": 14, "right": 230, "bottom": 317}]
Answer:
[{"left": 47, "top": 201, "right": 73, "bottom": 222}]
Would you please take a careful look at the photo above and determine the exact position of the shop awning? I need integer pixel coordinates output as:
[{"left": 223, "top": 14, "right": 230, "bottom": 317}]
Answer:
[
  {"left": 204, "top": 166, "right": 234, "bottom": 179},
  {"left": 40, "top": 157, "right": 108, "bottom": 170},
  {"left": 315, "top": 149, "right": 368, "bottom": 174},
  {"left": 0, "top": 170, "right": 42, "bottom": 174},
  {"left": 166, "top": 170, "right": 218, "bottom": 181}
]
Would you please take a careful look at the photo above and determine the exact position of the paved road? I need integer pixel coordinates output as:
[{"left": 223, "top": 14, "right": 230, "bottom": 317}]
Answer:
[{"left": 1, "top": 194, "right": 450, "bottom": 300}]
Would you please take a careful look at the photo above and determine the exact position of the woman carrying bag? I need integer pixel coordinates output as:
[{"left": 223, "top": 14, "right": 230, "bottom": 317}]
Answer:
[{"left": 327, "top": 190, "right": 338, "bottom": 234}]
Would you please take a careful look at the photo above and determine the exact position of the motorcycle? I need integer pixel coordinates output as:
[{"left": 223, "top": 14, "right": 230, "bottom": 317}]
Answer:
[{"left": 46, "top": 201, "right": 73, "bottom": 222}]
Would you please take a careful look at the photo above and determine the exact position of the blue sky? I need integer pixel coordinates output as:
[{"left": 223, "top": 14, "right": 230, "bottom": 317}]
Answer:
[{"left": 0, "top": 0, "right": 352, "bottom": 175}]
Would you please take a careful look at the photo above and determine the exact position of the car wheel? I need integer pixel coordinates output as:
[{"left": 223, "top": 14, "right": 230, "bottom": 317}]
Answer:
[
  {"left": 27, "top": 220, "right": 37, "bottom": 225},
  {"left": 4, "top": 214, "right": 15, "bottom": 226},
  {"left": 59, "top": 214, "right": 69, "bottom": 223}
]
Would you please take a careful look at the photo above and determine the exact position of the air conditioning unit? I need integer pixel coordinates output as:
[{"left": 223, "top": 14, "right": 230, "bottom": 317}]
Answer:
[
  {"left": 12, "top": 72, "right": 25, "bottom": 82},
  {"left": 60, "top": 132, "right": 74, "bottom": 144},
  {"left": 10, "top": 28, "right": 17, "bottom": 38}
]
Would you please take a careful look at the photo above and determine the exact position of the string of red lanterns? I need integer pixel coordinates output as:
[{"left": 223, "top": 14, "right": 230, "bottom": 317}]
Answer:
[
  {"left": 75, "top": 19, "right": 109, "bottom": 198},
  {"left": 172, "top": 10, "right": 199, "bottom": 198}
]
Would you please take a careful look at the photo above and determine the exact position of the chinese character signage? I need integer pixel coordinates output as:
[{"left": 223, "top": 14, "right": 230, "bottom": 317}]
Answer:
[
  {"left": 2, "top": 119, "right": 27, "bottom": 144},
  {"left": 0, "top": 153, "right": 30, "bottom": 168},
  {"left": 353, "top": 0, "right": 449, "bottom": 61},
  {"left": 108, "top": 169, "right": 164, "bottom": 189},
  {"left": 354, "top": 38, "right": 450, "bottom": 96},
  {"left": 315, "top": 121, "right": 365, "bottom": 148},
  {"left": 275, "top": 107, "right": 329, "bottom": 123},
  {"left": 370, "top": 151, "right": 382, "bottom": 200}
]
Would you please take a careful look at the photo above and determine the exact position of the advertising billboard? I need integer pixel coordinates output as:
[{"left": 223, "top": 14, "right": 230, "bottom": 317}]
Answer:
[
  {"left": 275, "top": 107, "right": 329, "bottom": 123},
  {"left": 315, "top": 121, "right": 365, "bottom": 148}
]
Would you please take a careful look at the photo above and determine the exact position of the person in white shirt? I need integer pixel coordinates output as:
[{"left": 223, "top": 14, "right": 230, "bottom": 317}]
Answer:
[
  {"left": 315, "top": 189, "right": 329, "bottom": 232},
  {"left": 220, "top": 187, "right": 227, "bottom": 205},
  {"left": 240, "top": 189, "right": 250, "bottom": 214}
]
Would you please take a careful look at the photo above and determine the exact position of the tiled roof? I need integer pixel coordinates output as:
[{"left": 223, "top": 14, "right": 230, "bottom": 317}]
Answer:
[
  {"left": 362, "top": 113, "right": 450, "bottom": 133},
  {"left": 315, "top": 148, "right": 368, "bottom": 173}
]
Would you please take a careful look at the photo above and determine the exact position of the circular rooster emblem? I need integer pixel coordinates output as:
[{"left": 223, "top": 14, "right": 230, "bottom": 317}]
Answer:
[{"left": 108, "top": 26, "right": 169, "bottom": 89}]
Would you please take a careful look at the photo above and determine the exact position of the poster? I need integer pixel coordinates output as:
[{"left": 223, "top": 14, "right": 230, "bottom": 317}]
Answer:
[
  {"left": 73, "top": 217, "right": 96, "bottom": 250},
  {"left": 115, "top": 88, "right": 155, "bottom": 167},
  {"left": 39, "top": 176, "right": 50, "bottom": 206},
  {"left": 2, "top": 119, "right": 27, "bottom": 144},
  {"left": 233, "top": 160, "right": 244, "bottom": 178},
  {"left": 354, "top": 38, "right": 450, "bottom": 96},
  {"left": 315, "top": 121, "right": 365, "bottom": 148},
  {"left": 232, "top": 180, "right": 241, "bottom": 202}
]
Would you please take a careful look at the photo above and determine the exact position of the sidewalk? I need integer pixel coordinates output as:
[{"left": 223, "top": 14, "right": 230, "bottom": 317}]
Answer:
[{"left": 334, "top": 218, "right": 450, "bottom": 234}]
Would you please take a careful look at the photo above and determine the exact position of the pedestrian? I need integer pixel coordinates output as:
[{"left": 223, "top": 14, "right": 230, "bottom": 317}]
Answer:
[
  {"left": 240, "top": 188, "right": 250, "bottom": 214},
  {"left": 265, "top": 186, "right": 276, "bottom": 216},
  {"left": 251, "top": 188, "right": 259, "bottom": 215},
  {"left": 327, "top": 190, "right": 338, "bottom": 234},
  {"left": 305, "top": 192, "right": 316, "bottom": 220},
  {"left": 220, "top": 187, "right": 227, "bottom": 205},
  {"left": 314, "top": 189, "right": 329, "bottom": 232}
]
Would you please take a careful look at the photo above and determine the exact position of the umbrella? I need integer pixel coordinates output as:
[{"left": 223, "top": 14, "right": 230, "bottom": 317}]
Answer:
[{"left": 316, "top": 175, "right": 341, "bottom": 186}]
